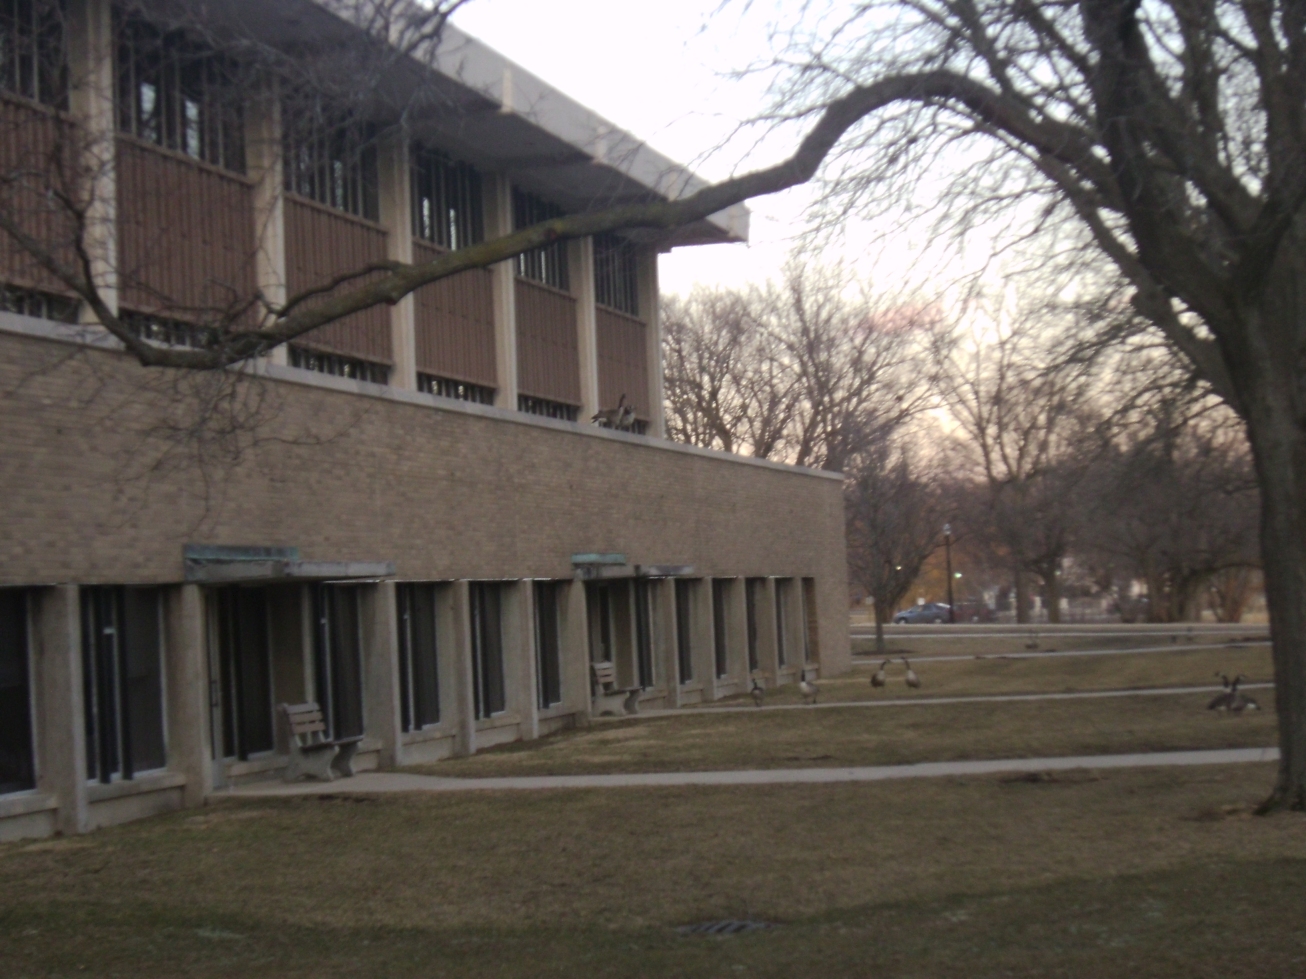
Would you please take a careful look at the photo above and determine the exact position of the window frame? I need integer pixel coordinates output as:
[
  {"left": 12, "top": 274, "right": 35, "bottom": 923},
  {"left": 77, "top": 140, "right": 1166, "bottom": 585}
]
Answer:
[
  {"left": 469, "top": 582, "right": 506, "bottom": 719},
  {"left": 533, "top": 581, "right": 563, "bottom": 710},
  {"left": 0, "top": 587, "right": 36, "bottom": 796},
  {"left": 397, "top": 582, "right": 441, "bottom": 733},
  {"left": 674, "top": 578, "right": 694, "bottom": 685}
]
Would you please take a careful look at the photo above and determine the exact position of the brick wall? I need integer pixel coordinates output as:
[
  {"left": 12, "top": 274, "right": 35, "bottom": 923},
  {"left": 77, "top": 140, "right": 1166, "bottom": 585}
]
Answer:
[{"left": 0, "top": 326, "right": 850, "bottom": 673}]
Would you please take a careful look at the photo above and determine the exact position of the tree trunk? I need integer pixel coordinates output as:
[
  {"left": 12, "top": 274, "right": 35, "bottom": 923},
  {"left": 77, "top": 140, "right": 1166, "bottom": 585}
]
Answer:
[
  {"left": 875, "top": 613, "right": 887, "bottom": 657},
  {"left": 1044, "top": 568, "right": 1062, "bottom": 624},
  {"left": 1014, "top": 569, "right": 1030, "bottom": 624}
]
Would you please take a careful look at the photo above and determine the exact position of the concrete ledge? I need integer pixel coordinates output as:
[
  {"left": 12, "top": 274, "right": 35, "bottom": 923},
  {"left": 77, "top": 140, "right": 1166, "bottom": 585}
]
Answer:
[
  {"left": 87, "top": 771, "right": 187, "bottom": 803},
  {"left": 0, "top": 790, "right": 58, "bottom": 820},
  {"left": 475, "top": 723, "right": 521, "bottom": 750},
  {"left": 87, "top": 775, "right": 186, "bottom": 831},
  {"left": 0, "top": 807, "right": 57, "bottom": 843}
]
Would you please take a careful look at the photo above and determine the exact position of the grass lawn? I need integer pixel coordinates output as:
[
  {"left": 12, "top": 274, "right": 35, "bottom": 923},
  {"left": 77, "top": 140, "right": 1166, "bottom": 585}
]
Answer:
[
  {"left": 747, "top": 642, "right": 1275, "bottom": 704},
  {"left": 2, "top": 764, "right": 1303, "bottom": 978}
]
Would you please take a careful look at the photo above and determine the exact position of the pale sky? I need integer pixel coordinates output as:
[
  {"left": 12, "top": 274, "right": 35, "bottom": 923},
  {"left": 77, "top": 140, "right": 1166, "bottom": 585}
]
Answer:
[{"left": 451, "top": 0, "right": 921, "bottom": 298}]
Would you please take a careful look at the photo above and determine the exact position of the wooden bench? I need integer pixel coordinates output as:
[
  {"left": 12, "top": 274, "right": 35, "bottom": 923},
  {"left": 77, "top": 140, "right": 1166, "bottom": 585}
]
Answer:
[
  {"left": 278, "top": 702, "right": 364, "bottom": 782},
  {"left": 591, "top": 661, "right": 641, "bottom": 716}
]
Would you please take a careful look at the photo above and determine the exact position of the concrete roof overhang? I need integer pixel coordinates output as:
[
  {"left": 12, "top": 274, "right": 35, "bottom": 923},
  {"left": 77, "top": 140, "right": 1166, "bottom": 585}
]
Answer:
[{"left": 174, "top": 0, "right": 749, "bottom": 251}]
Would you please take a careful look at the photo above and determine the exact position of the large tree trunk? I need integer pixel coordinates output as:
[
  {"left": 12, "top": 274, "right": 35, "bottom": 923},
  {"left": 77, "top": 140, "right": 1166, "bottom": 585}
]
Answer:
[
  {"left": 1043, "top": 566, "right": 1063, "bottom": 624},
  {"left": 1014, "top": 568, "right": 1030, "bottom": 624},
  {"left": 1247, "top": 410, "right": 1306, "bottom": 811},
  {"left": 875, "top": 608, "right": 888, "bottom": 657}
]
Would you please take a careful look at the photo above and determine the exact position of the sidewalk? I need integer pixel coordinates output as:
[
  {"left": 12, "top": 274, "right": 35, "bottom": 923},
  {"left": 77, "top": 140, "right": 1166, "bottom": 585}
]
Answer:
[{"left": 226, "top": 746, "right": 1279, "bottom": 798}]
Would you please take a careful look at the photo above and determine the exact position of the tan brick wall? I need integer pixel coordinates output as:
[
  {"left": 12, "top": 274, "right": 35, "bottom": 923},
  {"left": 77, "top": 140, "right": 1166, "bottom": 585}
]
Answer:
[{"left": 0, "top": 327, "right": 851, "bottom": 674}]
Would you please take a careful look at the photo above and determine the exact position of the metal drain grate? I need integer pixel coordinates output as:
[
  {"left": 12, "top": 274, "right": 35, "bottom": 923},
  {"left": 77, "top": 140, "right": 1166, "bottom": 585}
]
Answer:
[{"left": 677, "top": 920, "right": 774, "bottom": 937}]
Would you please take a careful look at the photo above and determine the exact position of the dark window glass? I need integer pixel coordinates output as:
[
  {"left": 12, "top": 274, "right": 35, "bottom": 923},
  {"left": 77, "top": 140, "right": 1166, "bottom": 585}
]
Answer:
[
  {"left": 745, "top": 578, "right": 761, "bottom": 672},
  {"left": 674, "top": 579, "right": 693, "bottom": 684},
  {"left": 1, "top": 284, "right": 78, "bottom": 323},
  {"left": 283, "top": 107, "right": 378, "bottom": 220},
  {"left": 411, "top": 146, "right": 483, "bottom": 249},
  {"left": 534, "top": 581, "right": 562, "bottom": 709},
  {"left": 288, "top": 345, "right": 390, "bottom": 385},
  {"left": 512, "top": 188, "right": 568, "bottom": 290},
  {"left": 115, "top": 14, "right": 244, "bottom": 172},
  {"left": 802, "top": 578, "right": 818, "bottom": 663},
  {"left": 215, "top": 586, "right": 273, "bottom": 760},
  {"left": 81, "top": 586, "right": 165, "bottom": 782},
  {"left": 593, "top": 233, "right": 638, "bottom": 316},
  {"left": 517, "top": 394, "right": 579, "bottom": 421},
  {"left": 634, "top": 579, "right": 653, "bottom": 690},
  {"left": 587, "top": 582, "right": 613, "bottom": 664},
  {"left": 0, "top": 589, "right": 34, "bottom": 794},
  {"left": 398, "top": 583, "right": 440, "bottom": 732},
  {"left": 0, "top": 0, "right": 66, "bottom": 107},
  {"left": 469, "top": 583, "right": 505, "bottom": 719},
  {"left": 312, "top": 585, "right": 364, "bottom": 740},
  {"left": 711, "top": 579, "right": 729, "bottom": 679},
  {"left": 419, "top": 374, "right": 495, "bottom": 405},
  {"left": 774, "top": 579, "right": 789, "bottom": 668}
]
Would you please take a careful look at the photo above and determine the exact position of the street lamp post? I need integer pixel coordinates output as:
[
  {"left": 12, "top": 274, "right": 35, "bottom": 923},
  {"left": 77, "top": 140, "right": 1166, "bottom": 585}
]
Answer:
[{"left": 944, "top": 523, "right": 955, "bottom": 624}]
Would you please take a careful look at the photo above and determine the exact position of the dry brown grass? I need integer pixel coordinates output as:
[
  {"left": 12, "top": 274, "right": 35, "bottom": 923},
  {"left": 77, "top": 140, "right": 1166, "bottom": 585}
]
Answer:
[{"left": 1, "top": 764, "right": 1302, "bottom": 977}]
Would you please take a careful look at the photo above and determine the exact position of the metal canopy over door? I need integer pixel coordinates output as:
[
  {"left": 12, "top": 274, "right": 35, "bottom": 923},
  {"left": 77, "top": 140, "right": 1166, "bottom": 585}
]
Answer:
[{"left": 213, "top": 586, "right": 275, "bottom": 761}]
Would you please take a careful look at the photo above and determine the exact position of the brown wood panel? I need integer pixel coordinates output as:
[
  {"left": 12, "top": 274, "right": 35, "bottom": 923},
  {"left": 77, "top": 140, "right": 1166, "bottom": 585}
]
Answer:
[
  {"left": 0, "top": 95, "right": 78, "bottom": 295},
  {"left": 413, "top": 239, "right": 496, "bottom": 387},
  {"left": 284, "top": 196, "right": 392, "bottom": 363},
  {"left": 515, "top": 277, "right": 580, "bottom": 405},
  {"left": 596, "top": 305, "right": 649, "bottom": 420},
  {"left": 116, "top": 138, "right": 257, "bottom": 321}
]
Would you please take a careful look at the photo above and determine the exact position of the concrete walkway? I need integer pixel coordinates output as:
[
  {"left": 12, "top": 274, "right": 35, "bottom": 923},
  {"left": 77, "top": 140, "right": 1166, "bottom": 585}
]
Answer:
[
  {"left": 852, "top": 640, "right": 1271, "bottom": 663},
  {"left": 227, "top": 747, "right": 1280, "bottom": 797},
  {"left": 655, "top": 681, "right": 1273, "bottom": 716}
]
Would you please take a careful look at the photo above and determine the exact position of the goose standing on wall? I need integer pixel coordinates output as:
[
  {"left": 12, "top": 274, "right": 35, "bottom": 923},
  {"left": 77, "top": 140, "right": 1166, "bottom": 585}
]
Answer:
[
  {"left": 750, "top": 677, "right": 765, "bottom": 708},
  {"left": 617, "top": 399, "right": 637, "bottom": 431},
  {"left": 799, "top": 669, "right": 820, "bottom": 705},
  {"left": 591, "top": 394, "right": 627, "bottom": 428},
  {"left": 903, "top": 658, "right": 921, "bottom": 689},
  {"left": 871, "top": 660, "right": 889, "bottom": 688}
]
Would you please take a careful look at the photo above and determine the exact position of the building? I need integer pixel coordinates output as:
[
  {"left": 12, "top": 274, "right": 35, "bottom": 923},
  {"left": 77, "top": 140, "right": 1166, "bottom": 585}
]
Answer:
[{"left": 0, "top": 0, "right": 849, "bottom": 842}]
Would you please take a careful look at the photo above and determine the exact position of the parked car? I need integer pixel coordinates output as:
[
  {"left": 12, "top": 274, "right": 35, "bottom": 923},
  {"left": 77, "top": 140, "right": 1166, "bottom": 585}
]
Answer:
[
  {"left": 893, "top": 603, "right": 951, "bottom": 624},
  {"left": 952, "top": 601, "right": 997, "bottom": 623}
]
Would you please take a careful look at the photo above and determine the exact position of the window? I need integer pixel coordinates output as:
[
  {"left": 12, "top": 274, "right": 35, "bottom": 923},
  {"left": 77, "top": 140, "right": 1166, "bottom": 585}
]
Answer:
[
  {"left": 81, "top": 586, "right": 166, "bottom": 782},
  {"left": 802, "top": 578, "right": 818, "bottom": 663},
  {"left": 411, "top": 146, "right": 483, "bottom": 250},
  {"left": 593, "top": 233, "right": 638, "bottom": 316},
  {"left": 1, "top": 284, "right": 78, "bottom": 323},
  {"left": 0, "top": 0, "right": 65, "bottom": 106},
  {"left": 745, "top": 578, "right": 761, "bottom": 672},
  {"left": 634, "top": 579, "right": 654, "bottom": 690},
  {"left": 711, "top": 579, "right": 729, "bottom": 679},
  {"left": 115, "top": 14, "right": 244, "bottom": 172},
  {"left": 289, "top": 345, "right": 390, "bottom": 385},
  {"left": 312, "top": 585, "right": 364, "bottom": 740},
  {"left": 512, "top": 188, "right": 568, "bottom": 290},
  {"left": 469, "top": 582, "right": 505, "bottom": 719},
  {"left": 284, "top": 109, "right": 378, "bottom": 220},
  {"left": 122, "top": 311, "right": 216, "bottom": 349},
  {"left": 674, "top": 579, "right": 693, "bottom": 684},
  {"left": 419, "top": 374, "right": 495, "bottom": 405},
  {"left": 587, "top": 582, "right": 614, "bottom": 664},
  {"left": 0, "top": 589, "right": 34, "bottom": 794},
  {"left": 213, "top": 586, "right": 273, "bottom": 761},
  {"left": 774, "top": 579, "right": 790, "bottom": 668},
  {"left": 397, "top": 583, "right": 440, "bottom": 732},
  {"left": 517, "top": 394, "right": 578, "bottom": 421},
  {"left": 533, "top": 581, "right": 562, "bottom": 709}
]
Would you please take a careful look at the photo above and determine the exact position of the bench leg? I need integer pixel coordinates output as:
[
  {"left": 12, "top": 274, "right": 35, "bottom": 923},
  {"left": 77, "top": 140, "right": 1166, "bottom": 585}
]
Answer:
[
  {"left": 332, "top": 742, "right": 359, "bottom": 778},
  {"left": 285, "top": 746, "right": 338, "bottom": 783}
]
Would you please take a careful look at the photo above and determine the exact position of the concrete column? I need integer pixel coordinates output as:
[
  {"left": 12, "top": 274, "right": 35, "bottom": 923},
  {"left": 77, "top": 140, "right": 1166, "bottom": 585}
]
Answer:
[
  {"left": 245, "top": 84, "right": 288, "bottom": 365},
  {"left": 698, "top": 580, "right": 721, "bottom": 702},
  {"left": 32, "top": 586, "right": 88, "bottom": 836},
  {"left": 573, "top": 236, "right": 600, "bottom": 421},
  {"left": 379, "top": 133, "right": 417, "bottom": 390},
  {"left": 66, "top": 0, "right": 118, "bottom": 320},
  {"left": 484, "top": 174, "right": 518, "bottom": 409},
  {"left": 654, "top": 579, "right": 679, "bottom": 707},
  {"left": 639, "top": 247, "right": 665, "bottom": 437},
  {"left": 163, "top": 585, "right": 211, "bottom": 807},
  {"left": 510, "top": 582, "right": 540, "bottom": 740},
  {"left": 565, "top": 579, "right": 595, "bottom": 720},
  {"left": 758, "top": 578, "right": 781, "bottom": 685},
  {"left": 727, "top": 578, "right": 749, "bottom": 689},
  {"left": 447, "top": 581, "right": 476, "bottom": 756},
  {"left": 362, "top": 582, "right": 402, "bottom": 768}
]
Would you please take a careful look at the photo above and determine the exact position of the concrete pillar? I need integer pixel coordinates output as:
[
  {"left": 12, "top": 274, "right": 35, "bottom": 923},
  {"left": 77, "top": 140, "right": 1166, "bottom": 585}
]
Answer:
[
  {"left": 379, "top": 132, "right": 417, "bottom": 390},
  {"left": 32, "top": 586, "right": 88, "bottom": 836},
  {"left": 510, "top": 582, "right": 540, "bottom": 740},
  {"left": 163, "top": 585, "right": 211, "bottom": 807},
  {"left": 484, "top": 174, "right": 518, "bottom": 409},
  {"left": 653, "top": 579, "right": 679, "bottom": 707},
  {"left": 446, "top": 581, "right": 476, "bottom": 756},
  {"left": 574, "top": 236, "right": 600, "bottom": 421},
  {"left": 699, "top": 579, "right": 722, "bottom": 702},
  {"left": 565, "top": 579, "right": 595, "bottom": 720},
  {"left": 757, "top": 578, "right": 781, "bottom": 684},
  {"left": 362, "top": 582, "right": 402, "bottom": 768},
  {"left": 727, "top": 578, "right": 749, "bottom": 689},
  {"left": 65, "top": 0, "right": 118, "bottom": 320},
  {"left": 245, "top": 84, "right": 288, "bottom": 365},
  {"left": 639, "top": 247, "right": 665, "bottom": 437}
]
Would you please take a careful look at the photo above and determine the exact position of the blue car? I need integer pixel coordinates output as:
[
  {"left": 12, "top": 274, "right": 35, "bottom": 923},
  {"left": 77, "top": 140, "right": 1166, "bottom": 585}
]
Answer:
[{"left": 893, "top": 603, "right": 951, "bottom": 624}]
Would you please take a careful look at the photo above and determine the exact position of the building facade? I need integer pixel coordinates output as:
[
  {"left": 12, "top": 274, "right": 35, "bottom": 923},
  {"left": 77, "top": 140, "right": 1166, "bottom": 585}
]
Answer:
[{"left": 0, "top": 0, "right": 849, "bottom": 842}]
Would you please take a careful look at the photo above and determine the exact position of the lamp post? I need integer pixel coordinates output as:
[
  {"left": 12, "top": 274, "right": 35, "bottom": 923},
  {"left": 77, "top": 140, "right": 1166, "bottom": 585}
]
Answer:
[{"left": 944, "top": 523, "right": 955, "bottom": 624}]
